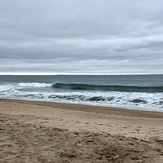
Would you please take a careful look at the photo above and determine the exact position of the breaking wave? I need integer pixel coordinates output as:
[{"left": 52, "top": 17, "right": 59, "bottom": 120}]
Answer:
[
  {"left": 18, "top": 82, "right": 51, "bottom": 88},
  {"left": 52, "top": 83, "right": 163, "bottom": 93}
]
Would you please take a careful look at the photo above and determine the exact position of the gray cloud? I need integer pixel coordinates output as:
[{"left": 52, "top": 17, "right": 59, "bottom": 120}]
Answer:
[{"left": 0, "top": 0, "right": 163, "bottom": 74}]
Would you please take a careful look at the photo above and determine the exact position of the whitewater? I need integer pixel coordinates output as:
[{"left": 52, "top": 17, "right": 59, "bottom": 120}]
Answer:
[{"left": 0, "top": 75, "right": 163, "bottom": 112}]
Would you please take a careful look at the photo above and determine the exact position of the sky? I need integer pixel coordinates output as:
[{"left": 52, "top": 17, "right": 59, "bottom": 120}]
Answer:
[{"left": 0, "top": 0, "right": 163, "bottom": 75}]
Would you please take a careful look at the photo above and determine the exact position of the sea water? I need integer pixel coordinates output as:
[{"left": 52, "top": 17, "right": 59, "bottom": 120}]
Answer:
[{"left": 0, "top": 75, "right": 163, "bottom": 112}]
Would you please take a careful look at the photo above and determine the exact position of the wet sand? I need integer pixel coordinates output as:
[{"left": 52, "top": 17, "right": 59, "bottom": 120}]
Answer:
[{"left": 0, "top": 98, "right": 163, "bottom": 163}]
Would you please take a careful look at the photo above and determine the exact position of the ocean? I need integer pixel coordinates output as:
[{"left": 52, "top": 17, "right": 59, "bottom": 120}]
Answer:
[{"left": 0, "top": 75, "right": 163, "bottom": 112}]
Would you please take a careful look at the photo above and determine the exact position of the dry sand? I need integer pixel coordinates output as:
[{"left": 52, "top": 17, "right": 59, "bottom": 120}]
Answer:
[{"left": 0, "top": 98, "right": 163, "bottom": 163}]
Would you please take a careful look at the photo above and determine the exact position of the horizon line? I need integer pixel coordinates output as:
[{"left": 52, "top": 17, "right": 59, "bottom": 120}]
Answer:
[{"left": 0, "top": 73, "right": 162, "bottom": 75}]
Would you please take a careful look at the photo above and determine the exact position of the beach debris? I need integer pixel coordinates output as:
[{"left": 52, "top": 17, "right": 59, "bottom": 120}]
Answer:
[
  {"left": 52, "top": 127, "right": 62, "bottom": 131},
  {"left": 60, "top": 149, "right": 65, "bottom": 153},
  {"left": 113, "top": 155, "right": 119, "bottom": 159},
  {"left": 58, "top": 148, "right": 65, "bottom": 157}
]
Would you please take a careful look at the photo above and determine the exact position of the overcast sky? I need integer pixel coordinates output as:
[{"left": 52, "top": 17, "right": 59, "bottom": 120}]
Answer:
[{"left": 0, "top": 0, "right": 163, "bottom": 75}]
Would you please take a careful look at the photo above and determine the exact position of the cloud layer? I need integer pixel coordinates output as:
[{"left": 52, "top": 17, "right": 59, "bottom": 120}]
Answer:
[{"left": 0, "top": 0, "right": 163, "bottom": 74}]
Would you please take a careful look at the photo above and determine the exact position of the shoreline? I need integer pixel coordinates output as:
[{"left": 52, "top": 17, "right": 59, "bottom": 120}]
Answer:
[
  {"left": 1, "top": 97, "right": 163, "bottom": 118},
  {"left": 0, "top": 98, "right": 163, "bottom": 162}
]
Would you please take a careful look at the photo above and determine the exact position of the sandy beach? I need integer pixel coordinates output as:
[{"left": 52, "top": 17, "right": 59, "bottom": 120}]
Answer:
[{"left": 0, "top": 98, "right": 163, "bottom": 163}]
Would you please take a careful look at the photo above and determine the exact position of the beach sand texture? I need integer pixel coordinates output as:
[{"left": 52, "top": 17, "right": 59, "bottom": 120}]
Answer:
[{"left": 0, "top": 99, "right": 163, "bottom": 163}]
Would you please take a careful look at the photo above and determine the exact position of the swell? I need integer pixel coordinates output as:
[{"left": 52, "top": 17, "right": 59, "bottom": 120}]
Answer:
[{"left": 52, "top": 83, "right": 163, "bottom": 93}]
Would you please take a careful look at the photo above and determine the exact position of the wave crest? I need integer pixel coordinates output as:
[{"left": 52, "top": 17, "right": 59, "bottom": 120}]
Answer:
[
  {"left": 52, "top": 83, "right": 163, "bottom": 93},
  {"left": 18, "top": 82, "right": 51, "bottom": 88}
]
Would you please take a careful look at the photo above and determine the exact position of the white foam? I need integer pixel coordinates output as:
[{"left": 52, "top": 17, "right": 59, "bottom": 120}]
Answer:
[
  {"left": 17, "top": 83, "right": 51, "bottom": 88},
  {"left": 0, "top": 85, "right": 12, "bottom": 91},
  {"left": 0, "top": 82, "right": 163, "bottom": 112},
  {"left": 0, "top": 83, "right": 17, "bottom": 92}
]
